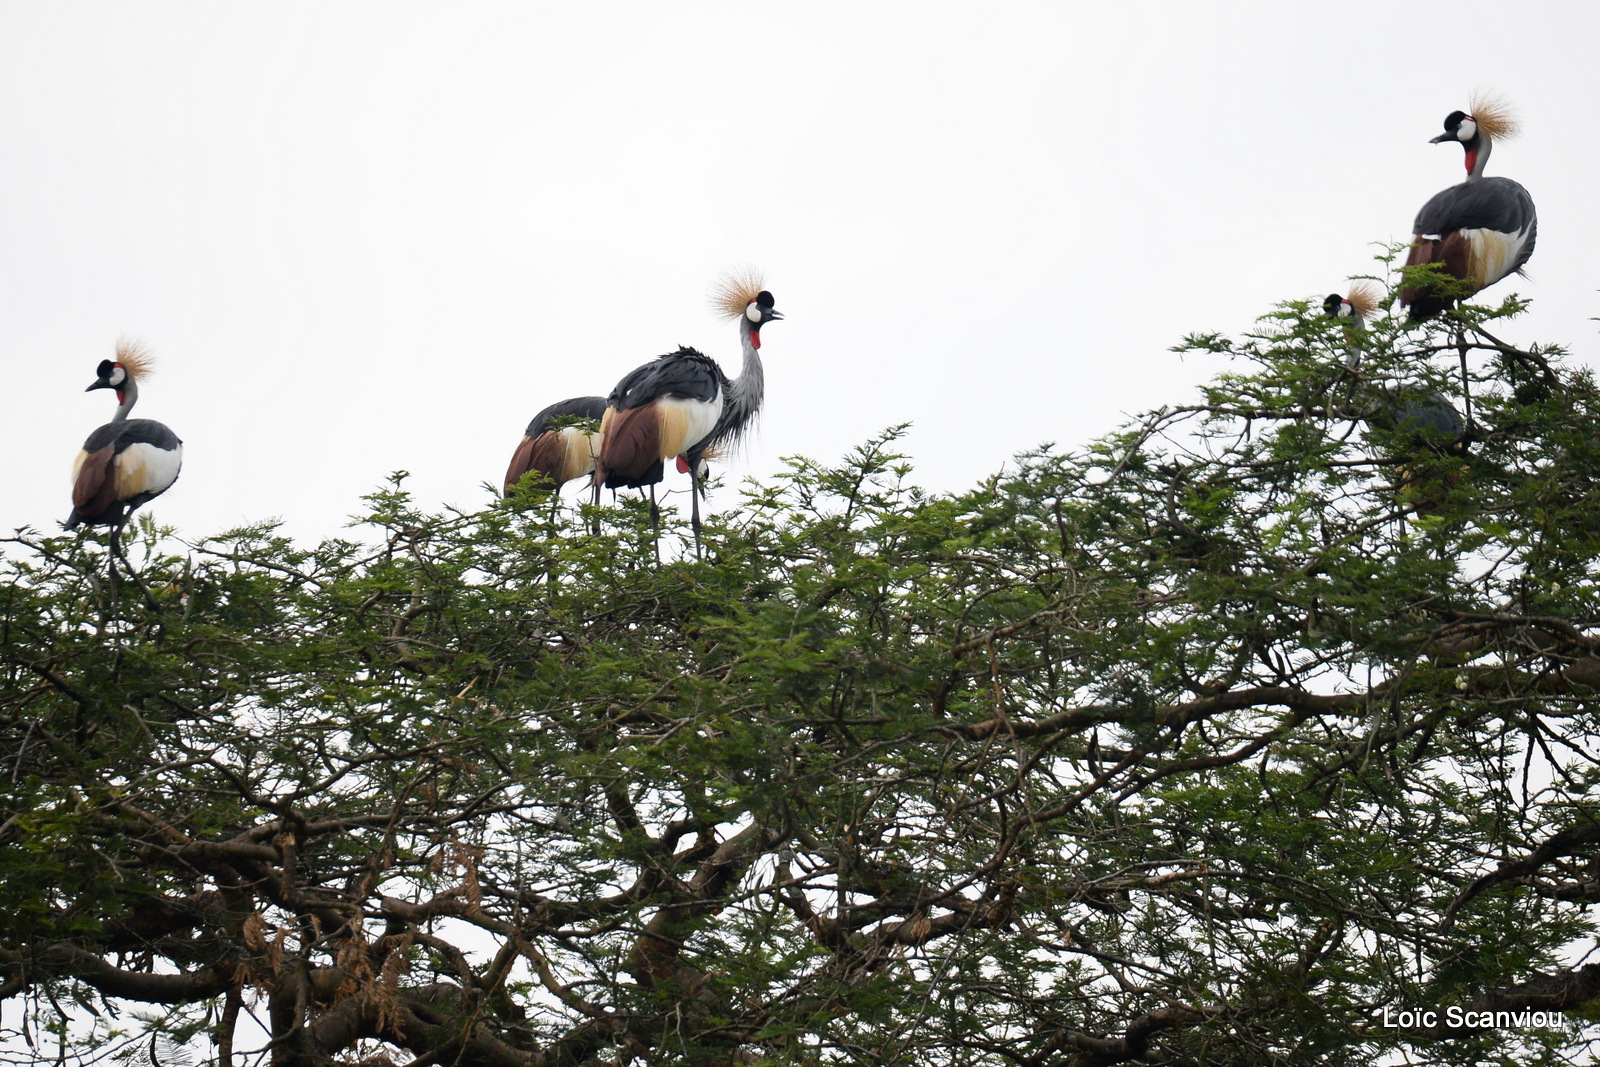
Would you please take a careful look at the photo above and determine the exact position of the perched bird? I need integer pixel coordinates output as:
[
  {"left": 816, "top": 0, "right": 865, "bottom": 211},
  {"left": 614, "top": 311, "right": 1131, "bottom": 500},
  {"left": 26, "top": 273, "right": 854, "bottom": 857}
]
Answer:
[
  {"left": 1400, "top": 96, "right": 1536, "bottom": 321},
  {"left": 503, "top": 396, "right": 608, "bottom": 496},
  {"left": 1386, "top": 393, "right": 1464, "bottom": 445},
  {"left": 595, "top": 271, "right": 782, "bottom": 543},
  {"left": 1323, "top": 282, "right": 1382, "bottom": 371},
  {"left": 1383, "top": 390, "right": 1468, "bottom": 514},
  {"left": 1322, "top": 284, "right": 1380, "bottom": 330},
  {"left": 65, "top": 342, "right": 184, "bottom": 539}
]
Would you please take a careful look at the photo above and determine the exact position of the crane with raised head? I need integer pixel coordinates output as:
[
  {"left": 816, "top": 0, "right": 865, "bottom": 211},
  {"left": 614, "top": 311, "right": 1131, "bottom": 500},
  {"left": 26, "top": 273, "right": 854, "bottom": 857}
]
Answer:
[
  {"left": 594, "top": 271, "right": 781, "bottom": 549},
  {"left": 65, "top": 342, "right": 184, "bottom": 567},
  {"left": 1400, "top": 96, "right": 1536, "bottom": 321}
]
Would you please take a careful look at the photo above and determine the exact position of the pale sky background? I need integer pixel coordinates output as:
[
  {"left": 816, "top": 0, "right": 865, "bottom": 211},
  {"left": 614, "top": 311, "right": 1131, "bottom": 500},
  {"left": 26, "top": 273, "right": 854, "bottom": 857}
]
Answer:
[
  {"left": 3, "top": 7, "right": 1599, "bottom": 1057},
  {"left": 3, "top": 3, "right": 1598, "bottom": 546}
]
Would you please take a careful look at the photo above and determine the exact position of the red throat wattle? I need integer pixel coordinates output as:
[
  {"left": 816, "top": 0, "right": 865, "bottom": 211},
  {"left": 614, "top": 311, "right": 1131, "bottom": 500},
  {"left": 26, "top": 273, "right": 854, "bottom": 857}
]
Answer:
[
  {"left": 749, "top": 328, "right": 761, "bottom": 350},
  {"left": 676, "top": 456, "right": 691, "bottom": 474},
  {"left": 1463, "top": 147, "right": 1478, "bottom": 176},
  {"left": 116, "top": 390, "right": 125, "bottom": 405}
]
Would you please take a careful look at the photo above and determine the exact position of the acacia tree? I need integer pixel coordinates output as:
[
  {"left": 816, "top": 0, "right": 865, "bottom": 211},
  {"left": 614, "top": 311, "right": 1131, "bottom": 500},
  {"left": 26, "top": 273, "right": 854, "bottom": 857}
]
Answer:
[{"left": 4, "top": 283, "right": 1600, "bottom": 1066}]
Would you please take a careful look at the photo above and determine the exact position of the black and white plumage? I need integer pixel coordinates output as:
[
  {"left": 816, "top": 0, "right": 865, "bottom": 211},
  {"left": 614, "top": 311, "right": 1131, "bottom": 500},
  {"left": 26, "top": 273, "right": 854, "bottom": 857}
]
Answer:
[
  {"left": 1400, "top": 97, "right": 1537, "bottom": 321},
  {"left": 65, "top": 343, "right": 183, "bottom": 532},
  {"left": 503, "top": 396, "right": 609, "bottom": 496},
  {"left": 595, "top": 272, "right": 781, "bottom": 541}
]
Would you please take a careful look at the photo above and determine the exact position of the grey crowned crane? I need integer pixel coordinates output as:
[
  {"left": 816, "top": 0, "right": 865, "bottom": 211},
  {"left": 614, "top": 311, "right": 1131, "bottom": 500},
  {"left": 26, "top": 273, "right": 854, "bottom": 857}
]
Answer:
[
  {"left": 1382, "top": 391, "right": 1468, "bottom": 515},
  {"left": 65, "top": 342, "right": 184, "bottom": 538},
  {"left": 1323, "top": 282, "right": 1382, "bottom": 371},
  {"left": 1400, "top": 97, "right": 1536, "bottom": 321},
  {"left": 1323, "top": 285, "right": 1380, "bottom": 328},
  {"left": 594, "top": 272, "right": 781, "bottom": 546},
  {"left": 503, "top": 396, "right": 609, "bottom": 496}
]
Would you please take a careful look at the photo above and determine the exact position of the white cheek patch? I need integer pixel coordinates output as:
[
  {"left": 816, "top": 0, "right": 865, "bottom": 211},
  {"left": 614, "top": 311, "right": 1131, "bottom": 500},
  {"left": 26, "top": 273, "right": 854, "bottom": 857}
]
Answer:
[
  {"left": 745, "top": 303, "right": 762, "bottom": 323},
  {"left": 1458, "top": 118, "right": 1477, "bottom": 142},
  {"left": 108, "top": 366, "right": 127, "bottom": 386}
]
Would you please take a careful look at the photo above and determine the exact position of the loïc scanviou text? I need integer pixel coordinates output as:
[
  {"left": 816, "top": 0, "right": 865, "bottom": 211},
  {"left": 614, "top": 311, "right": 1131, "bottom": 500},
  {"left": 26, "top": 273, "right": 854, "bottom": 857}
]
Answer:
[{"left": 1379, "top": 1007, "right": 1565, "bottom": 1029}]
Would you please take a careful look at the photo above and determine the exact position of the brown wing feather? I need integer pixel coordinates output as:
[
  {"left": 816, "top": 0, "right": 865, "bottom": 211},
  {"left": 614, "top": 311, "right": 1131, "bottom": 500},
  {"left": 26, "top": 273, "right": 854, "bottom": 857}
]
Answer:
[
  {"left": 530, "top": 433, "right": 575, "bottom": 486},
  {"left": 1439, "top": 231, "right": 1474, "bottom": 287},
  {"left": 505, "top": 431, "right": 595, "bottom": 494},
  {"left": 504, "top": 435, "right": 541, "bottom": 495},
  {"left": 1400, "top": 234, "right": 1476, "bottom": 319},
  {"left": 72, "top": 445, "right": 120, "bottom": 520},
  {"left": 596, "top": 406, "right": 663, "bottom": 488}
]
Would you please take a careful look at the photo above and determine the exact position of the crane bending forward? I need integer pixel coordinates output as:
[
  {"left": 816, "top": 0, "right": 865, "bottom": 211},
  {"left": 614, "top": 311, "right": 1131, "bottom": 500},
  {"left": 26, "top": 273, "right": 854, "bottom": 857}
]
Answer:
[
  {"left": 1400, "top": 96, "right": 1536, "bottom": 321},
  {"left": 595, "top": 272, "right": 781, "bottom": 546},
  {"left": 503, "top": 396, "right": 609, "bottom": 496}
]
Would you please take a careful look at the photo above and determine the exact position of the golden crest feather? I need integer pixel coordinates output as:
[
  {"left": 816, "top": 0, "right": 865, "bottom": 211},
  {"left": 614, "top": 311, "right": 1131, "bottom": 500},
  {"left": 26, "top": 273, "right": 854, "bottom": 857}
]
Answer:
[
  {"left": 113, "top": 338, "right": 157, "bottom": 381},
  {"left": 1344, "top": 282, "right": 1381, "bottom": 322},
  {"left": 709, "top": 266, "right": 767, "bottom": 321},
  {"left": 1466, "top": 92, "right": 1518, "bottom": 141}
]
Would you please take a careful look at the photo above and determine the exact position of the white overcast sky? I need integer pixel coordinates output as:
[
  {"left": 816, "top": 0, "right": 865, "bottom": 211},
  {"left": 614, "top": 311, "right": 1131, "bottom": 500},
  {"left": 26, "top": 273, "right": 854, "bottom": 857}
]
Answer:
[{"left": 3, "top": 2, "right": 1597, "bottom": 545}]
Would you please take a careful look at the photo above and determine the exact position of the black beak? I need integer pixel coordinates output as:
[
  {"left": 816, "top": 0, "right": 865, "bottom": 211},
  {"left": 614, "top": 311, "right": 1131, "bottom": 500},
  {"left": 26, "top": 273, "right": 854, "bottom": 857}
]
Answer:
[
  {"left": 1429, "top": 132, "right": 1453, "bottom": 144},
  {"left": 766, "top": 310, "right": 784, "bottom": 321},
  {"left": 85, "top": 379, "right": 111, "bottom": 392}
]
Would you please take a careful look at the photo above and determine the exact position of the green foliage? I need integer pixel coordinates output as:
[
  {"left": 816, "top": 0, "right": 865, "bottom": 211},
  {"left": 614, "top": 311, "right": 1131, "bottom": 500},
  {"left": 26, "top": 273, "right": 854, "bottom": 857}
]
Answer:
[{"left": 4, "top": 285, "right": 1600, "bottom": 1065}]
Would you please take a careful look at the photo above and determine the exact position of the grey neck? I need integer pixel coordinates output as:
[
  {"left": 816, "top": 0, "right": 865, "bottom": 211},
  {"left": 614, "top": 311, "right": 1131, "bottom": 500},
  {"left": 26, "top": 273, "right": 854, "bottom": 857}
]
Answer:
[
  {"left": 1468, "top": 134, "right": 1491, "bottom": 180},
  {"left": 725, "top": 321, "right": 765, "bottom": 426},
  {"left": 1341, "top": 314, "right": 1365, "bottom": 372},
  {"left": 112, "top": 378, "right": 139, "bottom": 424}
]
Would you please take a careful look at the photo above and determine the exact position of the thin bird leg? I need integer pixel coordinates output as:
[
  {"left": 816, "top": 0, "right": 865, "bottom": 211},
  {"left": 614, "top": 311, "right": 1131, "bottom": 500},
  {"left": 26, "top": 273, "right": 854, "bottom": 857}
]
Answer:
[
  {"left": 583, "top": 480, "right": 602, "bottom": 537},
  {"left": 106, "top": 524, "right": 122, "bottom": 604},
  {"left": 690, "top": 466, "right": 703, "bottom": 560},
  {"left": 648, "top": 484, "right": 660, "bottom": 529}
]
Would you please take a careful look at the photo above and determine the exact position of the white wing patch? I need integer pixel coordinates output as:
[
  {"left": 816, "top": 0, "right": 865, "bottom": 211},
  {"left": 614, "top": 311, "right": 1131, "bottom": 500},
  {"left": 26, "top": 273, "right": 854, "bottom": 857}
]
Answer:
[
  {"left": 654, "top": 395, "right": 723, "bottom": 459},
  {"left": 559, "top": 425, "right": 600, "bottom": 482},
  {"left": 1462, "top": 225, "right": 1533, "bottom": 289},
  {"left": 70, "top": 449, "right": 90, "bottom": 485},
  {"left": 114, "top": 442, "right": 184, "bottom": 500}
]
